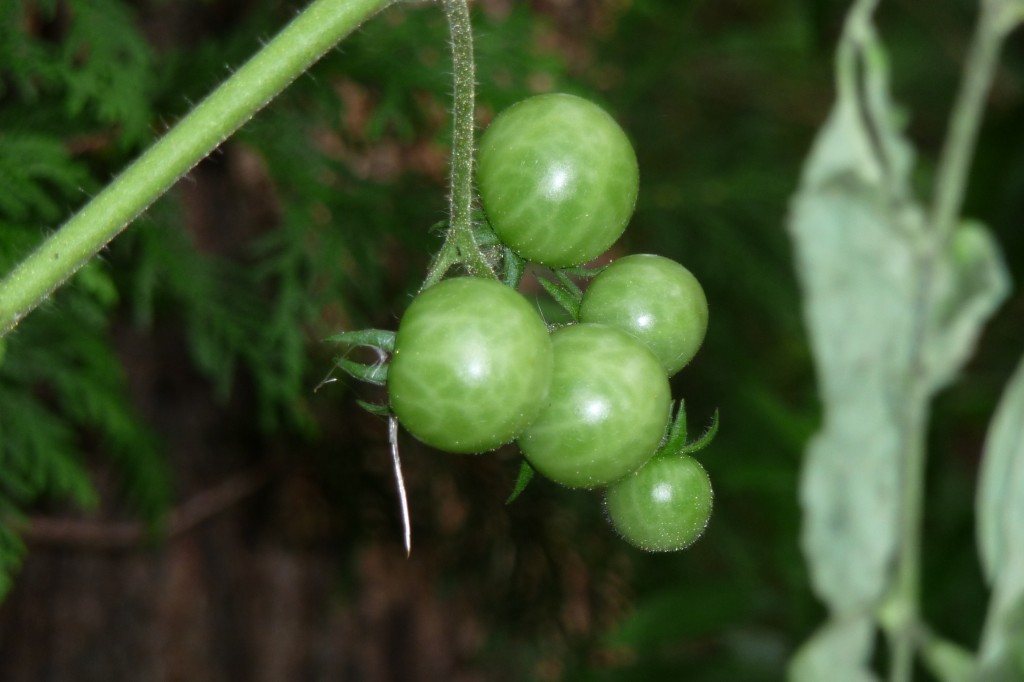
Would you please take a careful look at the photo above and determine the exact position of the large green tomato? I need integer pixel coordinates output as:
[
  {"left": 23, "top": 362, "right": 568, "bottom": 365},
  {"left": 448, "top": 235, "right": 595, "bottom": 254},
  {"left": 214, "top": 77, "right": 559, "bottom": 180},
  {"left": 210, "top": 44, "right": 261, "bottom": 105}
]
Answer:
[
  {"left": 517, "top": 323, "right": 671, "bottom": 488},
  {"left": 605, "top": 454, "right": 713, "bottom": 552},
  {"left": 476, "top": 93, "right": 639, "bottom": 268},
  {"left": 579, "top": 254, "right": 708, "bottom": 376},
  {"left": 387, "top": 278, "right": 553, "bottom": 454}
]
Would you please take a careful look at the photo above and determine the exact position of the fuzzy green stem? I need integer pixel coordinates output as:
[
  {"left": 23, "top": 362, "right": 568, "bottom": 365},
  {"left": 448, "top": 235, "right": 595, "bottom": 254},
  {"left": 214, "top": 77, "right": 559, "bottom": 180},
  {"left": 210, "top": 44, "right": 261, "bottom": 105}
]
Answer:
[
  {"left": 423, "top": 0, "right": 494, "bottom": 288},
  {"left": 0, "top": 0, "right": 394, "bottom": 336}
]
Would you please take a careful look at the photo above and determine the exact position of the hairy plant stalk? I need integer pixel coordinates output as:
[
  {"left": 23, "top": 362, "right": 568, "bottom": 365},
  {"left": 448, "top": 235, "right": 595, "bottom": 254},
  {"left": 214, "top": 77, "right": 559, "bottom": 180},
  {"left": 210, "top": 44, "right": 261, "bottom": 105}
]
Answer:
[
  {"left": 0, "top": 0, "right": 394, "bottom": 336},
  {"left": 424, "top": 0, "right": 494, "bottom": 288}
]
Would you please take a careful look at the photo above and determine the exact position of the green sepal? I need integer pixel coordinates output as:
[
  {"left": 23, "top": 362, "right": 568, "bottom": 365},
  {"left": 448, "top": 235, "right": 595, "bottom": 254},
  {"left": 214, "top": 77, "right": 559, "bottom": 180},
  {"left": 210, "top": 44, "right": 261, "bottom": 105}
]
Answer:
[
  {"left": 657, "top": 404, "right": 719, "bottom": 458},
  {"left": 660, "top": 400, "right": 689, "bottom": 453},
  {"left": 356, "top": 400, "right": 393, "bottom": 418},
  {"left": 538, "top": 276, "right": 580, "bottom": 320},
  {"left": 506, "top": 460, "right": 536, "bottom": 504},
  {"left": 559, "top": 264, "right": 606, "bottom": 279},
  {"left": 471, "top": 219, "right": 501, "bottom": 247},
  {"left": 324, "top": 328, "right": 395, "bottom": 353},
  {"left": 679, "top": 410, "right": 719, "bottom": 456},
  {"left": 503, "top": 246, "right": 527, "bottom": 289},
  {"left": 554, "top": 270, "right": 583, "bottom": 299},
  {"left": 336, "top": 356, "right": 389, "bottom": 386}
]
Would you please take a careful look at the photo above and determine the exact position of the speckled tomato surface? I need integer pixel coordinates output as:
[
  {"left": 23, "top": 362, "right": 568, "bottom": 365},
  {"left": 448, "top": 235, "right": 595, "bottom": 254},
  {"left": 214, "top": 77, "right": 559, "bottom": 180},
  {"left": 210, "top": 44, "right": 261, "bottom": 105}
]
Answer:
[
  {"left": 579, "top": 254, "right": 708, "bottom": 376},
  {"left": 387, "top": 278, "right": 553, "bottom": 454},
  {"left": 517, "top": 323, "right": 670, "bottom": 488},
  {"left": 605, "top": 454, "right": 713, "bottom": 552},
  {"left": 476, "top": 93, "right": 639, "bottom": 268}
]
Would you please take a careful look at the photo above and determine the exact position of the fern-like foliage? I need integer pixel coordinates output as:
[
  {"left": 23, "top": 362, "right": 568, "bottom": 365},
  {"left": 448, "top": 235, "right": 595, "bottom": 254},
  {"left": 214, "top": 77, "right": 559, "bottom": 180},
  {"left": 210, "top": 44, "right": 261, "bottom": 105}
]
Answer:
[
  {"left": 0, "top": 0, "right": 165, "bottom": 599},
  {"left": 0, "top": 0, "right": 579, "bottom": 601}
]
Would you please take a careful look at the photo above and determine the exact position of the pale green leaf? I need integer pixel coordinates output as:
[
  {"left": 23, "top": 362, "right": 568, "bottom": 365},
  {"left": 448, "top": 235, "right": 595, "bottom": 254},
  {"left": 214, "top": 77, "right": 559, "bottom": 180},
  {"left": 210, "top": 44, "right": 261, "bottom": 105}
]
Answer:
[
  {"left": 788, "top": 0, "right": 1008, "bottom": 627},
  {"left": 976, "top": 354, "right": 1024, "bottom": 679},
  {"left": 788, "top": 616, "right": 879, "bottom": 682},
  {"left": 923, "top": 222, "right": 1010, "bottom": 391},
  {"left": 788, "top": 13, "right": 922, "bottom": 617},
  {"left": 920, "top": 632, "right": 976, "bottom": 682}
]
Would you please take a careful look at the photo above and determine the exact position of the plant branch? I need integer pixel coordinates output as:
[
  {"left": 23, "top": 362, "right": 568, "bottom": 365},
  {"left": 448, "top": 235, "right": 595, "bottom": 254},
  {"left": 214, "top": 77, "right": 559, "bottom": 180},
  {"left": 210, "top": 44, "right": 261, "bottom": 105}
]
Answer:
[
  {"left": 887, "top": 3, "right": 1018, "bottom": 680},
  {"left": 0, "top": 0, "right": 395, "bottom": 336},
  {"left": 423, "top": 0, "right": 494, "bottom": 288},
  {"left": 929, "top": 0, "right": 1018, "bottom": 244}
]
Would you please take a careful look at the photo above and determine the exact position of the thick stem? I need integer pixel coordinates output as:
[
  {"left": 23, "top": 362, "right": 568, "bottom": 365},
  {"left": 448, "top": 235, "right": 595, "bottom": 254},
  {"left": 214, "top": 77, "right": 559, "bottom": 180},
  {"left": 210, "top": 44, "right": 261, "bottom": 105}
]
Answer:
[
  {"left": 424, "top": 0, "right": 494, "bottom": 288},
  {"left": 0, "top": 0, "right": 394, "bottom": 336}
]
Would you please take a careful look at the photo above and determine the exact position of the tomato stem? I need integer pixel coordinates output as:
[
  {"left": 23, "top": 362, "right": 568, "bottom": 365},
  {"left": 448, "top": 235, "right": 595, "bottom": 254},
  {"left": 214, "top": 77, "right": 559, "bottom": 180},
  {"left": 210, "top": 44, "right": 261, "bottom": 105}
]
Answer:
[
  {"left": 0, "top": 0, "right": 395, "bottom": 336},
  {"left": 424, "top": 0, "right": 496, "bottom": 288}
]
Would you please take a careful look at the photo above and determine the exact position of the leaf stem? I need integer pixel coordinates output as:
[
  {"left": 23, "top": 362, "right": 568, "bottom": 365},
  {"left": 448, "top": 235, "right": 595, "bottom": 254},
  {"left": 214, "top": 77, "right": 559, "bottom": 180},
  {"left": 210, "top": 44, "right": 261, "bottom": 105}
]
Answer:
[
  {"left": 888, "top": 3, "right": 1018, "bottom": 680},
  {"left": 929, "top": 0, "right": 1018, "bottom": 244},
  {"left": 423, "top": 0, "right": 494, "bottom": 288},
  {"left": 0, "top": 0, "right": 394, "bottom": 336}
]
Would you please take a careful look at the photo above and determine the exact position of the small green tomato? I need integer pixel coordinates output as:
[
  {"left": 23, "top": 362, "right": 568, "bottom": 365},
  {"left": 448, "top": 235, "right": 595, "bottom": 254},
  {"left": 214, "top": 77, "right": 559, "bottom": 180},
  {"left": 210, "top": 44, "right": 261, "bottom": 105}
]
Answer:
[
  {"left": 387, "top": 277, "right": 553, "bottom": 454},
  {"left": 605, "top": 454, "right": 713, "bottom": 552},
  {"left": 476, "top": 93, "right": 639, "bottom": 268},
  {"left": 517, "top": 323, "right": 671, "bottom": 488},
  {"left": 579, "top": 254, "right": 708, "bottom": 376}
]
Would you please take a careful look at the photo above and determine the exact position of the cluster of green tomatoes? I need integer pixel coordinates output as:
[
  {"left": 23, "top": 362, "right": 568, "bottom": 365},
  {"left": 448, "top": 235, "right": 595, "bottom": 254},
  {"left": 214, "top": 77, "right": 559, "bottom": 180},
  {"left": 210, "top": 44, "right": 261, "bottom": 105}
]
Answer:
[{"left": 333, "top": 93, "right": 715, "bottom": 552}]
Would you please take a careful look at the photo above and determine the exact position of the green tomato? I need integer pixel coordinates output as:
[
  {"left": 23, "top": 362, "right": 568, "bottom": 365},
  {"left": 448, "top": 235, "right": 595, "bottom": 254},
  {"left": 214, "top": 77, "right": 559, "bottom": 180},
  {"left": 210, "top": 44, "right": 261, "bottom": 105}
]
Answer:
[
  {"left": 517, "top": 323, "right": 670, "bottom": 488},
  {"left": 476, "top": 93, "right": 639, "bottom": 268},
  {"left": 387, "top": 277, "right": 553, "bottom": 454},
  {"left": 605, "top": 454, "right": 713, "bottom": 552},
  {"left": 579, "top": 254, "right": 708, "bottom": 376}
]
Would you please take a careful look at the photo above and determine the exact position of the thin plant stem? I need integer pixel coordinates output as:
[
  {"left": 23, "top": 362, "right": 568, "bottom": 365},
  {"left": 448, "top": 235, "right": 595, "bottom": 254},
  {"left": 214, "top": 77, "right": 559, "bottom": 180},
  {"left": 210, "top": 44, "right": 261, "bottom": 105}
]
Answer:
[
  {"left": 929, "top": 0, "right": 1018, "bottom": 245},
  {"left": 887, "top": 2, "right": 1018, "bottom": 681},
  {"left": 0, "top": 0, "right": 394, "bottom": 336},
  {"left": 423, "top": 0, "right": 495, "bottom": 288}
]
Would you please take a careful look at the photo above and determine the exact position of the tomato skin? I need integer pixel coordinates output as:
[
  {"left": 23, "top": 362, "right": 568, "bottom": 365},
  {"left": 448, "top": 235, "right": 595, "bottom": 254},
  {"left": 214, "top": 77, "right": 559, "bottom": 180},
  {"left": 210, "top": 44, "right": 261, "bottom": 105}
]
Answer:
[
  {"left": 605, "top": 454, "right": 713, "bottom": 552},
  {"left": 517, "top": 323, "right": 671, "bottom": 488},
  {"left": 387, "top": 278, "right": 553, "bottom": 454},
  {"left": 579, "top": 254, "right": 708, "bottom": 376},
  {"left": 476, "top": 93, "right": 639, "bottom": 268}
]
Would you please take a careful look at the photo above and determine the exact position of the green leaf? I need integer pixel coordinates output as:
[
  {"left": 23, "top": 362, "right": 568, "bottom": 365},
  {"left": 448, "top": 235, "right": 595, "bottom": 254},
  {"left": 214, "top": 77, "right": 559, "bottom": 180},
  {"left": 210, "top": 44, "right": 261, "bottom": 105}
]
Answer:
[
  {"left": 788, "top": 10, "right": 922, "bottom": 618},
  {"left": 505, "top": 460, "right": 535, "bottom": 504},
  {"left": 788, "top": 616, "right": 879, "bottom": 682},
  {"left": 787, "top": 0, "right": 1007, "bottom": 630},
  {"left": 921, "top": 632, "right": 976, "bottom": 682},
  {"left": 923, "top": 221, "right": 1010, "bottom": 392},
  {"left": 976, "top": 353, "right": 1024, "bottom": 679}
]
